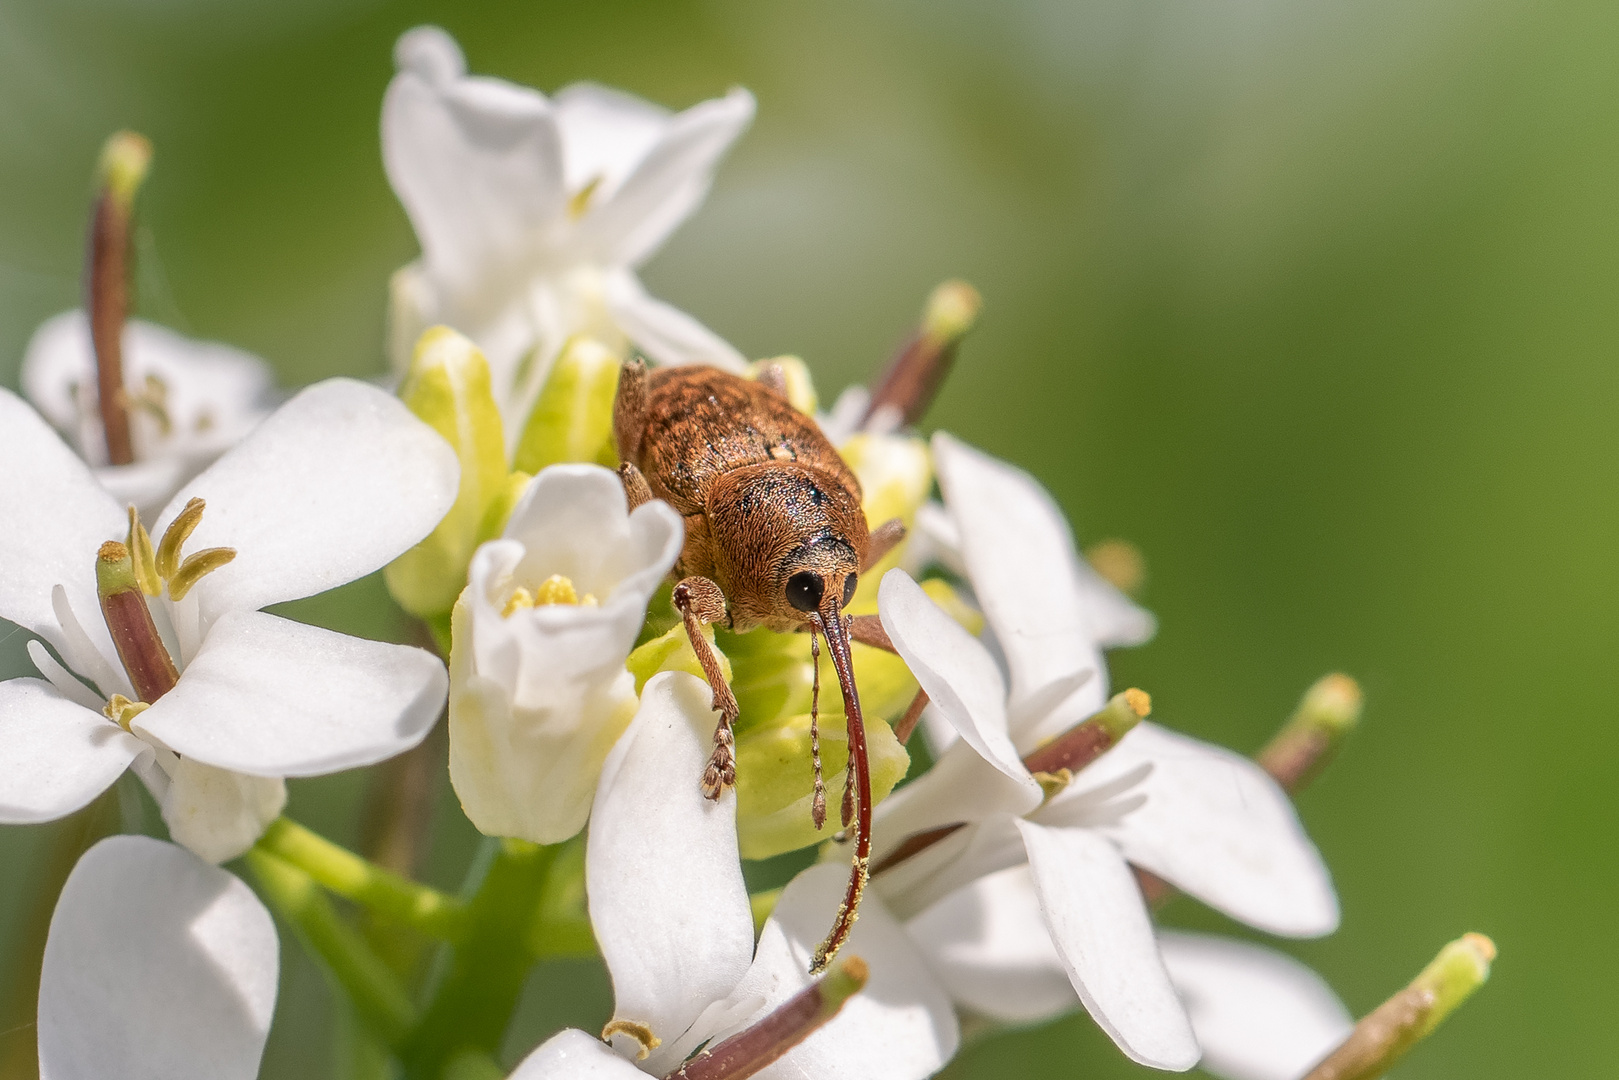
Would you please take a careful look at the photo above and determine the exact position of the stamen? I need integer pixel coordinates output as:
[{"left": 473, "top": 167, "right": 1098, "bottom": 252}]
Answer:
[
  {"left": 602, "top": 1019, "right": 661, "bottom": 1061},
  {"left": 1084, "top": 538, "right": 1147, "bottom": 595},
  {"left": 168, "top": 547, "right": 237, "bottom": 601},
  {"left": 102, "top": 693, "right": 150, "bottom": 731},
  {"left": 156, "top": 497, "right": 206, "bottom": 581},
  {"left": 125, "top": 505, "right": 161, "bottom": 596},
  {"left": 532, "top": 573, "right": 579, "bottom": 605},
  {"left": 568, "top": 175, "right": 604, "bottom": 220},
  {"left": 96, "top": 541, "right": 179, "bottom": 703},
  {"left": 125, "top": 373, "right": 174, "bottom": 436},
  {"left": 503, "top": 587, "right": 535, "bottom": 617},
  {"left": 809, "top": 627, "right": 826, "bottom": 830},
  {"left": 1033, "top": 767, "right": 1073, "bottom": 802}
]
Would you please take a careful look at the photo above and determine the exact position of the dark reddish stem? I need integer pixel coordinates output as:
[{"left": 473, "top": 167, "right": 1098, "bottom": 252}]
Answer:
[
  {"left": 893, "top": 688, "right": 929, "bottom": 744},
  {"left": 809, "top": 604, "right": 872, "bottom": 974},
  {"left": 87, "top": 187, "right": 133, "bottom": 465}
]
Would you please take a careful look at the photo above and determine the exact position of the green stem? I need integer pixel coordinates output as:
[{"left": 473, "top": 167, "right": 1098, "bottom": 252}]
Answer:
[
  {"left": 256, "top": 817, "right": 468, "bottom": 942},
  {"left": 402, "top": 839, "right": 558, "bottom": 1078},
  {"left": 246, "top": 848, "right": 417, "bottom": 1047}
]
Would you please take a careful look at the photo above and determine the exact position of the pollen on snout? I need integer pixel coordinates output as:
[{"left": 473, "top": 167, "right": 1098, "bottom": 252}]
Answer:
[{"left": 502, "top": 574, "right": 599, "bottom": 617}]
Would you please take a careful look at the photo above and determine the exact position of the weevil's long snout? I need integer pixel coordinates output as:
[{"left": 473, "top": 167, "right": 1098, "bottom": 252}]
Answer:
[{"left": 809, "top": 594, "right": 873, "bottom": 975}]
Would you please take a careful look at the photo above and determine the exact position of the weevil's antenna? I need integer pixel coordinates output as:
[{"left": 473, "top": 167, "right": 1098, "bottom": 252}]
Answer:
[
  {"left": 809, "top": 626, "right": 826, "bottom": 830},
  {"left": 809, "top": 598, "right": 872, "bottom": 975}
]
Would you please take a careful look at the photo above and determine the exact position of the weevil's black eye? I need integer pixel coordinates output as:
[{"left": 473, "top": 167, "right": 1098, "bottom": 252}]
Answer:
[
  {"left": 842, "top": 572, "right": 858, "bottom": 607},
  {"left": 786, "top": 571, "right": 825, "bottom": 613}
]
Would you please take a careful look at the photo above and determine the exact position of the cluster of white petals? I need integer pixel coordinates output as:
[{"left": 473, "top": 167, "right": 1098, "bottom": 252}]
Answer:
[
  {"left": 870, "top": 434, "right": 1341, "bottom": 1071},
  {"left": 22, "top": 311, "right": 278, "bottom": 517},
  {"left": 449, "top": 464, "right": 683, "bottom": 843},
  {"left": 0, "top": 379, "right": 456, "bottom": 862},
  {"left": 512, "top": 671, "right": 957, "bottom": 1079},
  {"left": 383, "top": 26, "right": 753, "bottom": 434}
]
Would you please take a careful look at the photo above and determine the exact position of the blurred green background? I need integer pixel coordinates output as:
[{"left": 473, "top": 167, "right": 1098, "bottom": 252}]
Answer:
[{"left": 1, "top": 0, "right": 1611, "bottom": 1076}]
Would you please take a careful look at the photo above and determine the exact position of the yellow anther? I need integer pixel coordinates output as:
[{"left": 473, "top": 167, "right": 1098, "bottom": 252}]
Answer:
[
  {"left": 156, "top": 497, "right": 206, "bottom": 581},
  {"left": 1085, "top": 538, "right": 1147, "bottom": 596},
  {"left": 600, "top": 1019, "right": 660, "bottom": 1061},
  {"left": 568, "top": 175, "right": 604, "bottom": 220},
  {"left": 103, "top": 694, "right": 150, "bottom": 731},
  {"left": 1033, "top": 767, "right": 1073, "bottom": 803},
  {"left": 503, "top": 587, "right": 535, "bottom": 618},
  {"left": 532, "top": 574, "right": 579, "bottom": 606},
  {"left": 168, "top": 547, "right": 237, "bottom": 601},
  {"left": 125, "top": 506, "right": 161, "bottom": 596}
]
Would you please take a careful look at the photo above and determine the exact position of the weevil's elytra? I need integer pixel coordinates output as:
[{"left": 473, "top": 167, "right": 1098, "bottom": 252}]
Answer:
[{"left": 613, "top": 361, "right": 902, "bottom": 973}]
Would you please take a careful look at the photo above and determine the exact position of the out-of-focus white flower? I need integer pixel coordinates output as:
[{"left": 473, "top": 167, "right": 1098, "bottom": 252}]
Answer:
[
  {"left": 21, "top": 311, "right": 277, "bottom": 519},
  {"left": 867, "top": 434, "right": 1338, "bottom": 1070},
  {"left": 0, "top": 380, "right": 456, "bottom": 862},
  {"left": 38, "top": 834, "right": 279, "bottom": 1080},
  {"left": 448, "top": 464, "right": 683, "bottom": 844},
  {"left": 382, "top": 26, "right": 753, "bottom": 434},
  {"left": 506, "top": 671, "right": 958, "bottom": 1079}
]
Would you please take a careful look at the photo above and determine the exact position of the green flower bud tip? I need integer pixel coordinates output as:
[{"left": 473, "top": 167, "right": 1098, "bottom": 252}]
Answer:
[
  {"left": 1412, "top": 933, "right": 1495, "bottom": 1039},
  {"left": 1297, "top": 672, "right": 1363, "bottom": 737},
  {"left": 922, "top": 279, "right": 981, "bottom": 343},
  {"left": 818, "top": 955, "right": 869, "bottom": 1015},
  {"left": 96, "top": 540, "right": 139, "bottom": 597},
  {"left": 513, "top": 335, "right": 621, "bottom": 475},
  {"left": 98, "top": 131, "right": 153, "bottom": 210}
]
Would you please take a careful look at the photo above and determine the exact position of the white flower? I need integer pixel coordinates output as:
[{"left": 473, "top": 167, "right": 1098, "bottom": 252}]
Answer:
[
  {"left": 382, "top": 26, "right": 753, "bottom": 433},
  {"left": 908, "top": 870, "right": 1353, "bottom": 1080},
  {"left": 448, "top": 464, "right": 683, "bottom": 844},
  {"left": 38, "top": 834, "right": 279, "bottom": 1080},
  {"left": 22, "top": 310, "right": 277, "bottom": 519},
  {"left": 0, "top": 379, "right": 457, "bottom": 862},
  {"left": 866, "top": 434, "right": 1338, "bottom": 1070},
  {"left": 505, "top": 671, "right": 957, "bottom": 1079}
]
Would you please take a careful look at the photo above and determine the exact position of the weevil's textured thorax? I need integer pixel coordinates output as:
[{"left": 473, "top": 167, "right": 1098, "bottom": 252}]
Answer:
[{"left": 627, "top": 366, "right": 870, "bottom": 631}]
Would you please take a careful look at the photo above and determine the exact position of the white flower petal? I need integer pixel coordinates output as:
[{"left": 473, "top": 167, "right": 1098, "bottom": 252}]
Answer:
[
  {"left": 1016, "top": 820, "right": 1199, "bottom": 1071},
  {"left": 509, "top": 1029, "right": 649, "bottom": 1080},
  {"left": 906, "top": 865, "right": 1077, "bottom": 1026},
  {"left": 1089, "top": 723, "right": 1339, "bottom": 937},
  {"left": 159, "top": 757, "right": 287, "bottom": 864},
  {"left": 878, "top": 569, "right": 1039, "bottom": 803},
  {"left": 133, "top": 610, "right": 446, "bottom": 777},
  {"left": 383, "top": 31, "right": 564, "bottom": 300},
  {"left": 870, "top": 740, "right": 1035, "bottom": 875},
  {"left": 157, "top": 378, "right": 460, "bottom": 625},
  {"left": 0, "top": 389, "right": 126, "bottom": 658},
  {"left": 718, "top": 863, "right": 958, "bottom": 1080},
  {"left": 0, "top": 678, "right": 142, "bottom": 823},
  {"left": 602, "top": 269, "right": 748, "bottom": 372},
  {"left": 553, "top": 83, "right": 671, "bottom": 196},
  {"left": 38, "top": 835, "right": 278, "bottom": 1080},
  {"left": 1158, "top": 931, "right": 1351, "bottom": 1080},
  {"left": 588, "top": 672, "right": 754, "bottom": 1059},
  {"left": 872, "top": 809, "right": 1028, "bottom": 921},
  {"left": 27, "top": 641, "right": 104, "bottom": 711},
  {"left": 932, "top": 432, "right": 1153, "bottom": 744},
  {"left": 581, "top": 88, "right": 755, "bottom": 267}
]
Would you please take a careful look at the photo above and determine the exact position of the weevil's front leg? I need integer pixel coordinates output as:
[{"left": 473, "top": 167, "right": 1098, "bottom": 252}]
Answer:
[
  {"left": 862, "top": 517, "right": 907, "bottom": 571},
  {"left": 673, "top": 575, "right": 741, "bottom": 799}
]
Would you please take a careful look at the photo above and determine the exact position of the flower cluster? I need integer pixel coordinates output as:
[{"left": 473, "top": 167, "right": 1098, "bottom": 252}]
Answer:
[{"left": 2, "top": 24, "right": 1494, "bottom": 1080}]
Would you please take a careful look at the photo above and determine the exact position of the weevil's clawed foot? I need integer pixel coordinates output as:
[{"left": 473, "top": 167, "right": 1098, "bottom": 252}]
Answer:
[{"left": 700, "top": 725, "right": 738, "bottom": 800}]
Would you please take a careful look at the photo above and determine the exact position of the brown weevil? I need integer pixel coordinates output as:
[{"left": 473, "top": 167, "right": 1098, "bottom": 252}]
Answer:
[{"left": 613, "top": 360, "right": 908, "bottom": 972}]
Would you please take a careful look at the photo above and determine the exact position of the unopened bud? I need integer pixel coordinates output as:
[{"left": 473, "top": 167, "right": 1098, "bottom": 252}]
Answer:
[
  {"left": 864, "top": 279, "right": 982, "bottom": 429},
  {"left": 1303, "top": 933, "right": 1495, "bottom": 1080},
  {"left": 1258, "top": 673, "right": 1363, "bottom": 795},
  {"left": 385, "top": 326, "right": 510, "bottom": 627},
  {"left": 98, "top": 132, "right": 153, "bottom": 211},
  {"left": 513, "top": 336, "right": 620, "bottom": 475}
]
